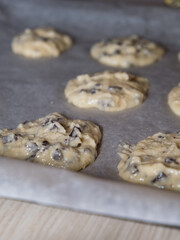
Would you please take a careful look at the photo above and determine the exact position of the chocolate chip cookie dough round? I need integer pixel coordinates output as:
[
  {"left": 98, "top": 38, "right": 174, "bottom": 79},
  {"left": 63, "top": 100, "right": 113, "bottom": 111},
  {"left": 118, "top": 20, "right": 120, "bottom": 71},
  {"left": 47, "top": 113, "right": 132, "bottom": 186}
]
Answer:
[
  {"left": 65, "top": 71, "right": 149, "bottom": 112},
  {"left": 168, "top": 84, "right": 180, "bottom": 116},
  {"left": 165, "top": 0, "right": 180, "bottom": 7},
  {"left": 178, "top": 52, "right": 180, "bottom": 61},
  {"left": 118, "top": 132, "right": 180, "bottom": 191},
  {"left": 0, "top": 113, "right": 101, "bottom": 171},
  {"left": 12, "top": 28, "right": 72, "bottom": 58},
  {"left": 90, "top": 35, "right": 165, "bottom": 68}
]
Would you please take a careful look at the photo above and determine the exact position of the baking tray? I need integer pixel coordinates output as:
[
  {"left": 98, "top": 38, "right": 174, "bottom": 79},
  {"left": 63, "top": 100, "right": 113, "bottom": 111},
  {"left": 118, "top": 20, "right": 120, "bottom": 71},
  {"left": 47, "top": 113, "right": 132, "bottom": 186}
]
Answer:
[{"left": 0, "top": 0, "right": 180, "bottom": 226}]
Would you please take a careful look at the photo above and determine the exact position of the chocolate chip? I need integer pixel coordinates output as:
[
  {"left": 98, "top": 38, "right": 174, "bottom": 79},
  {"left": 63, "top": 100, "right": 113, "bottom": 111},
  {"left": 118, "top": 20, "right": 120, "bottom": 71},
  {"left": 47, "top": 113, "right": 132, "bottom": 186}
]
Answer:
[
  {"left": 89, "top": 88, "right": 97, "bottom": 94},
  {"left": 42, "top": 140, "right": 49, "bottom": 146},
  {"left": 131, "top": 38, "right": 139, "bottom": 45},
  {"left": 101, "top": 51, "right": 110, "bottom": 56},
  {"left": 130, "top": 164, "right": 139, "bottom": 174},
  {"left": 43, "top": 117, "right": 65, "bottom": 131},
  {"left": 69, "top": 127, "right": 81, "bottom": 138},
  {"left": 151, "top": 172, "right": 167, "bottom": 183},
  {"left": 23, "top": 121, "right": 29, "bottom": 125},
  {"left": 51, "top": 124, "right": 58, "bottom": 130},
  {"left": 102, "top": 51, "right": 117, "bottom": 57},
  {"left": 56, "top": 117, "right": 63, "bottom": 122},
  {"left": 114, "top": 49, "right": 121, "bottom": 54},
  {"left": 26, "top": 154, "right": 36, "bottom": 162},
  {"left": 26, "top": 142, "right": 39, "bottom": 154},
  {"left": 108, "top": 86, "right": 122, "bottom": 91},
  {"left": 136, "top": 48, "right": 143, "bottom": 54},
  {"left": 14, "top": 134, "right": 18, "bottom": 141},
  {"left": 63, "top": 138, "right": 69, "bottom": 145},
  {"left": 117, "top": 42, "right": 123, "bottom": 46},
  {"left": 13, "top": 134, "right": 22, "bottom": 141},
  {"left": 2, "top": 136, "right": 11, "bottom": 144},
  {"left": 53, "top": 149, "right": 62, "bottom": 161},
  {"left": 98, "top": 99, "right": 112, "bottom": 108},
  {"left": 80, "top": 88, "right": 98, "bottom": 94},
  {"left": 164, "top": 157, "right": 178, "bottom": 165},
  {"left": 15, "top": 133, "right": 22, "bottom": 137},
  {"left": 42, "top": 140, "right": 50, "bottom": 151},
  {"left": 2, "top": 134, "right": 17, "bottom": 144},
  {"left": 80, "top": 124, "right": 87, "bottom": 130},
  {"left": 80, "top": 89, "right": 87, "bottom": 93},
  {"left": 42, "top": 118, "right": 50, "bottom": 126},
  {"left": 39, "top": 37, "right": 49, "bottom": 42},
  {"left": 127, "top": 163, "right": 139, "bottom": 174},
  {"left": 95, "top": 83, "right": 101, "bottom": 87},
  {"left": 157, "top": 135, "right": 165, "bottom": 139},
  {"left": 83, "top": 147, "right": 92, "bottom": 153}
]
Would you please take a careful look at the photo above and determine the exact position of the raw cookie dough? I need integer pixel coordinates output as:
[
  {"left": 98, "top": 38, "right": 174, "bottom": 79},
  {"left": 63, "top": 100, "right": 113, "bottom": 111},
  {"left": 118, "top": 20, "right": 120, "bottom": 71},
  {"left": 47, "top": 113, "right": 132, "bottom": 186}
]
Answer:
[
  {"left": 118, "top": 132, "right": 180, "bottom": 191},
  {"left": 165, "top": 0, "right": 180, "bottom": 6},
  {"left": 178, "top": 52, "right": 180, "bottom": 61},
  {"left": 90, "top": 35, "right": 165, "bottom": 68},
  {"left": 12, "top": 28, "right": 72, "bottom": 58},
  {"left": 168, "top": 84, "right": 180, "bottom": 116},
  {"left": 65, "top": 71, "right": 149, "bottom": 112},
  {"left": 0, "top": 113, "right": 101, "bottom": 171}
]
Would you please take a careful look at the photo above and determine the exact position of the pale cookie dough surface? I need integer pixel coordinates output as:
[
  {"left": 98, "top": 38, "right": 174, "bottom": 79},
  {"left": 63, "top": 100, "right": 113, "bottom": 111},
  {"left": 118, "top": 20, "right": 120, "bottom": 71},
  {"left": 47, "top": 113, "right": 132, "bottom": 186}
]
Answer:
[
  {"left": 12, "top": 28, "right": 72, "bottom": 58},
  {"left": 65, "top": 71, "right": 149, "bottom": 112},
  {"left": 165, "top": 0, "right": 180, "bottom": 6},
  {"left": 0, "top": 113, "right": 101, "bottom": 171},
  {"left": 118, "top": 132, "right": 180, "bottom": 191},
  {"left": 168, "top": 84, "right": 180, "bottom": 116},
  {"left": 90, "top": 35, "right": 165, "bottom": 68}
]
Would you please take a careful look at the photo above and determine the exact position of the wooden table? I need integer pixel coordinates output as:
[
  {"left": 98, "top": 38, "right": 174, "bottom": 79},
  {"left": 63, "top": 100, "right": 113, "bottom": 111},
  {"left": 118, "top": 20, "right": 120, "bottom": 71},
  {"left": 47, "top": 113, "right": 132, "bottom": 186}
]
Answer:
[{"left": 0, "top": 198, "right": 179, "bottom": 240}]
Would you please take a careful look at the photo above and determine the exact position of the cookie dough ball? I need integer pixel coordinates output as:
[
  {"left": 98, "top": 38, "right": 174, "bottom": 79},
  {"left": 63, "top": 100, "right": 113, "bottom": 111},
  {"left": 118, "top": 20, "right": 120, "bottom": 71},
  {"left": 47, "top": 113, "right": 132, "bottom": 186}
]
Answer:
[
  {"left": 65, "top": 71, "right": 149, "bottom": 112},
  {"left": 12, "top": 28, "right": 72, "bottom": 58},
  {"left": 0, "top": 113, "right": 101, "bottom": 171},
  {"left": 178, "top": 52, "right": 180, "bottom": 61},
  {"left": 165, "top": 0, "right": 180, "bottom": 7},
  {"left": 118, "top": 132, "right": 180, "bottom": 191},
  {"left": 168, "top": 84, "right": 180, "bottom": 116},
  {"left": 90, "top": 35, "right": 165, "bottom": 68}
]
